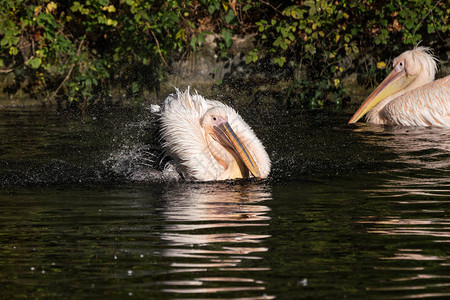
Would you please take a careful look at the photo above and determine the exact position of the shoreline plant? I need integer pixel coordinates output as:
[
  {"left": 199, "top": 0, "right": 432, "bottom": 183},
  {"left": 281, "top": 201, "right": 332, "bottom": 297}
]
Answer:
[{"left": 0, "top": 0, "right": 447, "bottom": 108}]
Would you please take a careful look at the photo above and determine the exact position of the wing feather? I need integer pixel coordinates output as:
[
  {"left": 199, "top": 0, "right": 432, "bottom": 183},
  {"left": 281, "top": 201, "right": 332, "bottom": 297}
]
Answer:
[{"left": 159, "top": 88, "right": 222, "bottom": 180}]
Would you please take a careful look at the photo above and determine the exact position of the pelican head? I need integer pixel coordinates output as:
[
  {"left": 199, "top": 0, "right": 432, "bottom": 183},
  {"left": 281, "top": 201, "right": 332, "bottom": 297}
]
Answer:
[
  {"left": 200, "top": 106, "right": 262, "bottom": 179},
  {"left": 348, "top": 46, "right": 438, "bottom": 124}
]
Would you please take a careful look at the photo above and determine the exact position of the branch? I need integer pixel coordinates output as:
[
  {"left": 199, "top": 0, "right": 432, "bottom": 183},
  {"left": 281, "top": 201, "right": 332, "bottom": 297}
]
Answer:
[
  {"left": 412, "top": 0, "right": 442, "bottom": 38},
  {"left": 0, "top": 66, "right": 20, "bottom": 74},
  {"left": 151, "top": 30, "right": 171, "bottom": 69},
  {"left": 48, "top": 39, "right": 84, "bottom": 102},
  {"left": 260, "top": 0, "right": 283, "bottom": 15}
]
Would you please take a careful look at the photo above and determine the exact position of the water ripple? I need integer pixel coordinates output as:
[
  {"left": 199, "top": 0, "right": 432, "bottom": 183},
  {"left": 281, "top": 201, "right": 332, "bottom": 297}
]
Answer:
[{"left": 157, "top": 183, "right": 274, "bottom": 299}]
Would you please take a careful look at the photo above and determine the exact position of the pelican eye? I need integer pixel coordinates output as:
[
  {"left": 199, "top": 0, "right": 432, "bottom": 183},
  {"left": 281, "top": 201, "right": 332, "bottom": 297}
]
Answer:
[{"left": 213, "top": 117, "right": 217, "bottom": 121}]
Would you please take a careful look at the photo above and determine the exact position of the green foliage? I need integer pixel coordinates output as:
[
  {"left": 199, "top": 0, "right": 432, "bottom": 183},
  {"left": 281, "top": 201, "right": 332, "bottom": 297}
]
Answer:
[
  {"left": 0, "top": 0, "right": 448, "bottom": 107},
  {"left": 243, "top": 0, "right": 448, "bottom": 107},
  {"left": 0, "top": 0, "right": 189, "bottom": 103}
]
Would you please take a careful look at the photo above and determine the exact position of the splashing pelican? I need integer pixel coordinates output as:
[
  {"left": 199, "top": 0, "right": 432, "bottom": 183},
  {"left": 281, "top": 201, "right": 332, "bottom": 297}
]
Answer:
[
  {"left": 348, "top": 46, "right": 450, "bottom": 127},
  {"left": 151, "top": 88, "right": 271, "bottom": 181}
]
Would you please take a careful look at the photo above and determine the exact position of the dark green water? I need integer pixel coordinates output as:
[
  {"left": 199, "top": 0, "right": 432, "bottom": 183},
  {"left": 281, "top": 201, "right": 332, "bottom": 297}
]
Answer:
[{"left": 1, "top": 106, "right": 450, "bottom": 299}]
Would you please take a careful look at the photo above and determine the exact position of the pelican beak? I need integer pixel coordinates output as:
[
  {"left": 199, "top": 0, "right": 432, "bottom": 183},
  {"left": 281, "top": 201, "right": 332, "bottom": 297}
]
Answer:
[
  {"left": 348, "top": 65, "right": 417, "bottom": 124},
  {"left": 213, "top": 122, "right": 262, "bottom": 179}
]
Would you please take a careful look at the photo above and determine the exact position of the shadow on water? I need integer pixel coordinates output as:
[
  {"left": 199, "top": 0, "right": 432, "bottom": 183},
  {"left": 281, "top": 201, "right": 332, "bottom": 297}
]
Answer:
[{"left": 1, "top": 106, "right": 450, "bottom": 298}]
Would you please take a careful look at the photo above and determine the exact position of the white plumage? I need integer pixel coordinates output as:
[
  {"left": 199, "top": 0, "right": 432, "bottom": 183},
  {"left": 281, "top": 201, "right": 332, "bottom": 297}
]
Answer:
[
  {"left": 152, "top": 88, "right": 271, "bottom": 181},
  {"left": 349, "top": 46, "right": 450, "bottom": 127},
  {"left": 377, "top": 76, "right": 450, "bottom": 126}
]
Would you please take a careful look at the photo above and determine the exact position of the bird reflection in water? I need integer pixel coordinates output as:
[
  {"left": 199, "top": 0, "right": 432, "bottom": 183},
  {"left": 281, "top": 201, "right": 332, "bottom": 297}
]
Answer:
[
  {"left": 352, "top": 125, "right": 450, "bottom": 298},
  {"left": 158, "top": 182, "right": 274, "bottom": 299},
  {"left": 352, "top": 124, "right": 450, "bottom": 194}
]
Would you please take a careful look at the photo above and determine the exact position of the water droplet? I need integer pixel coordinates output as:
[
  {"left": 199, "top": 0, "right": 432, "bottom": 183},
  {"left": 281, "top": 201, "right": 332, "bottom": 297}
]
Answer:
[{"left": 298, "top": 278, "right": 308, "bottom": 286}]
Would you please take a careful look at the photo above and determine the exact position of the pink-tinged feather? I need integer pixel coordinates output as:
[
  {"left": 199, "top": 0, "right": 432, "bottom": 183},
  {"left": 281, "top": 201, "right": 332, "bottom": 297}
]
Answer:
[
  {"left": 382, "top": 76, "right": 450, "bottom": 127},
  {"left": 154, "top": 88, "right": 271, "bottom": 181},
  {"left": 354, "top": 47, "right": 450, "bottom": 127}
]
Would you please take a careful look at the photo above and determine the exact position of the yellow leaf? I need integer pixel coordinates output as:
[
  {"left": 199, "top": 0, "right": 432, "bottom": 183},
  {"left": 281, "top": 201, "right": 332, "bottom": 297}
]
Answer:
[
  {"left": 46, "top": 2, "right": 57, "bottom": 14},
  {"left": 102, "top": 5, "right": 116, "bottom": 13},
  {"left": 34, "top": 5, "right": 42, "bottom": 16},
  {"left": 377, "top": 61, "right": 386, "bottom": 69},
  {"left": 334, "top": 79, "right": 340, "bottom": 87},
  {"left": 9, "top": 46, "right": 18, "bottom": 55},
  {"left": 343, "top": 12, "right": 349, "bottom": 19},
  {"left": 335, "top": 34, "right": 340, "bottom": 42}
]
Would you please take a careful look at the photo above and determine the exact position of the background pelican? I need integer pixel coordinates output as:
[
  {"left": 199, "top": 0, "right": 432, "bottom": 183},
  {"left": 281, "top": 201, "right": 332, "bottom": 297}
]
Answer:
[
  {"left": 348, "top": 46, "right": 450, "bottom": 127},
  {"left": 152, "top": 88, "right": 271, "bottom": 181}
]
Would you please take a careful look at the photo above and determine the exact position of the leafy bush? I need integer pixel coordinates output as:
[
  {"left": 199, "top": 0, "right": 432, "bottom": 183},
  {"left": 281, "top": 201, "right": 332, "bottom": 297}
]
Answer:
[
  {"left": 243, "top": 0, "right": 447, "bottom": 107},
  {"left": 0, "top": 0, "right": 186, "bottom": 104},
  {"left": 0, "top": 0, "right": 447, "bottom": 107}
]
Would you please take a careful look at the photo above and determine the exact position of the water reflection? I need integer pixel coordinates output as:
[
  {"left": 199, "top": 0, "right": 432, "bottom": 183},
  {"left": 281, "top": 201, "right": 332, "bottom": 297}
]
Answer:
[
  {"left": 353, "top": 124, "right": 450, "bottom": 173},
  {"left": 352, "top": 124, "right": 450, "bottom": 298},
  {"left": 158, "top": 182, "right": 274, "bottom": 299}
]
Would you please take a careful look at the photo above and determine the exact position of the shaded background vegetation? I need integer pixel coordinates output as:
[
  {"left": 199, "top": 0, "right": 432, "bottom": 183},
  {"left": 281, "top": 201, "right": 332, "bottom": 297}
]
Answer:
[{"left": 0, "top": 0, "right": 448, "bottom": 108}]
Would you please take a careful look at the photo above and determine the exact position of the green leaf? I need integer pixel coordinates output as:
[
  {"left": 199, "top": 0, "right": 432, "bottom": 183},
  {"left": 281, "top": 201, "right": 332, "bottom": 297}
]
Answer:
[
  {"left": 274, "top": 56, "right": 286, "bottom": 67},
  {"left": 27, "top": 57, "right": 42, "bottom": 69},
  {"left": 304, "top": 1, "right": 315, "bottom": 8},
  {"left": 224, "top": 9, "right": 236, "bottom": 24},
  {"left": 0, "top": 38, "right": 8, "bottom": 47},
  {"left": 131, "top": 81, "right": 139, "bottom": 94},
  {"left": 222, "top": 28, "right": 233, "bottom": 48},
  {"left": 190, "top": 35, "right": 197, "bottom": 51}
]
